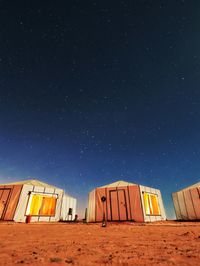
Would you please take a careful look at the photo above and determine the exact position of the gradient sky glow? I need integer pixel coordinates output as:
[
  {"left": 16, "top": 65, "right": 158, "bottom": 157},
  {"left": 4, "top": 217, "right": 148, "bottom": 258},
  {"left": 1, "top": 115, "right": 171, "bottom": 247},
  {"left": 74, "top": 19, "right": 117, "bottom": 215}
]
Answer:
[{"left": 1, "top": 0, "right": 200, "bottom": 218}]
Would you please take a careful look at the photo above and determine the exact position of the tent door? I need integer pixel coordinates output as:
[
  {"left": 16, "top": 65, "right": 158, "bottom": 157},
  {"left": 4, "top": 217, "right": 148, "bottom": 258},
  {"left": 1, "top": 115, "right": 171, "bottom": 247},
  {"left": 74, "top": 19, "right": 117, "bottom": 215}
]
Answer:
[
  {"left": 110, "top": 189, "right": 128, "bottom": 221},
  {"left": 0, "top": 189, "right": 11, "bottom": 220},
  {"left": 118, "top": 189, "right": 128, "bottom": 221},
  {"left": 110, "top": 190, "right": 119, "bottom": 220}
]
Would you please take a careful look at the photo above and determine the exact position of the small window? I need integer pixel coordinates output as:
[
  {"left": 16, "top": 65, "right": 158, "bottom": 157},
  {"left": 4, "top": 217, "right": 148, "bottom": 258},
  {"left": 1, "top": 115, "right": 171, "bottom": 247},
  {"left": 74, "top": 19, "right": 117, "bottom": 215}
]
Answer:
[
  {"left": 26, "top": 194, "right": 57, "bottom": 216},
  {"left": 143, "top": 193, "right": 160, "bottom": 216}
]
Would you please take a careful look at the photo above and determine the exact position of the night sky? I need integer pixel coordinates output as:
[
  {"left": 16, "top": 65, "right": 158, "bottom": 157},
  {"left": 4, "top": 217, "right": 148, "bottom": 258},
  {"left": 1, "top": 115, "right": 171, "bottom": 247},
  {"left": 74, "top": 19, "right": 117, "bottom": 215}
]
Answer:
[{"left": 0, "top": 0, "right": 200, "bottom": 218}]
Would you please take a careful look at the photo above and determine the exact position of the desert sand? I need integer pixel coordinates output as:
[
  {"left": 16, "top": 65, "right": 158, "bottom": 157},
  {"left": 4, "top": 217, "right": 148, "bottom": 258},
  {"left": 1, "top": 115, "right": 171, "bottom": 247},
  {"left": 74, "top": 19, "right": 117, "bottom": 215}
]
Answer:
[{"left": 0, "top": 221, "right": 199, "bottom": 265}]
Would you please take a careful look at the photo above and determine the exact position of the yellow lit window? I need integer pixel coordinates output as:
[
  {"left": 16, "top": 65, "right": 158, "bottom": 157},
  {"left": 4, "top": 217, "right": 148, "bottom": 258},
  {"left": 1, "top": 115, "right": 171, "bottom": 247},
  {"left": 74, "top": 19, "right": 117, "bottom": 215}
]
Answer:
[
  {"left": 39, "top": 197, "right": 56, "bottom": 216},
  {"left": 143, "top": 193, "right": 160, "bottom": 216},
  {"left": 26, "top": 194, "right": 57, "bottom": 216}
]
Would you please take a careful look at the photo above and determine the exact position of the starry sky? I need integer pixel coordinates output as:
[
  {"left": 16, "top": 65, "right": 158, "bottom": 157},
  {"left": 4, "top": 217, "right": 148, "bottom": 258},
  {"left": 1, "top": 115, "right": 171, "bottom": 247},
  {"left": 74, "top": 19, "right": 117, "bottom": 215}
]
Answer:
[{"left": 0, "top": 0, "right": 200, "bottom": 218}]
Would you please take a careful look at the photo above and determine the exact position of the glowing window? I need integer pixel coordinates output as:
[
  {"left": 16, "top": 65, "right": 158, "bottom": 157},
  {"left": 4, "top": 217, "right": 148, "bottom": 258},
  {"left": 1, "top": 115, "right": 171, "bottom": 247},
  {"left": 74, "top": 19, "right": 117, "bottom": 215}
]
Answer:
[
  {"left": 26, "top": 194, "right": 57, "bottom": 216},
  {"left": 143, "top": 193, "right": 160, "bottom": 216}
]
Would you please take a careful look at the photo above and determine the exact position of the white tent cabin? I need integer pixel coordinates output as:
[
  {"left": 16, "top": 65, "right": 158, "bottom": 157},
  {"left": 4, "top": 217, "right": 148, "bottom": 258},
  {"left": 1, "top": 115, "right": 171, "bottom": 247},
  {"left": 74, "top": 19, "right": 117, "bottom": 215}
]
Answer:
[
  {"left": 87, "top": 180, "right": 166, "bottom": 223},
  {"left": 172, "top": 181, "right": 200, "bottom": 220},
  {"left": 0, "top": 179, "right": 77, "bottom": 223}
]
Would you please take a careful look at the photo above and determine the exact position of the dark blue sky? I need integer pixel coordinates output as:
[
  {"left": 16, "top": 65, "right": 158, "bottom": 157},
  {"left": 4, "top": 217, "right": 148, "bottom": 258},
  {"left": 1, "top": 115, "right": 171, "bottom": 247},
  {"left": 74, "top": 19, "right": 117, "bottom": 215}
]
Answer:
[{"left": 0, "top": 0, "right": 200, "bottom": 218}]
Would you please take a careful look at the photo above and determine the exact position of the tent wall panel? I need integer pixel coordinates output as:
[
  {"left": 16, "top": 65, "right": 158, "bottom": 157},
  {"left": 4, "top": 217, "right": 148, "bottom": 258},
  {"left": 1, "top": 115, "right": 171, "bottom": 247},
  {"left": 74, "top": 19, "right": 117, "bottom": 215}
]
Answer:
[
  {"left": 1, "top": 188, "right": 10, "bottom": 203},
  {"left": 37, "top": 217, "right": 50, "bottom": 222},
  {"left": 0, "top": 188, "right": 4, "bottom": 198},
  {"left": 140, "top": 185, "right": 150, "bottom": 222},
  {"left": 0, "top": 185, "right": 22, "bottom": 220},
  {"left": 190, "top": 188, "right": 200, "bottom": 219},
  {"left": 3, "top": 185, "right": 22, "bottom": 220},
  {"left": 63, "top": 196, "right": 70, "bottom": 220},
  {"left": 172, "top": 192, "right": 182, "bottom": 220},
  {"left": 14, "top": 184, "right": 34, "bottom": 222},
  {"left": 149, "top": 187, "right": 157, "bottom": 222},
  {"left": 0, "top": 190, "right": 10, "bottom": 218},
  {"left": 43, "top": 187, "right": 55, "bottom": 194},
  {"left": 172, "top": 183, "right": 200, "bottom": 220},
  {"left": 71, "top": 197, "right": 77, "bottom": 220},
  {"left": 60, "top": 195, "right": 77, "bottom": 221},
  {"left": 0, "top": 185, "right": 21, "bottom": 220},
  {"left": 33, "top": 186, "right": 45, "bottom": 193},
  {"left": 69, "top": 197, "right": 77, "bottom": 220},
  {"left": 183, "top": 190, "right": 197, "bottom": 220},
  {"left": 157, "top": 189, "right": 166, "bottom": 220},
  {"left": 128, "top": 185, "right": 144, "bottom": 222},
  {"left": 139, "top": 185, "right": 166, "bottom": 222},
  {"left": 123, "top": 186, "right": 131, "bottom": 220},
  {"left": 0, "top": 187, "right": 6, "bottom": 201},
  {"left": 87, "top": 189, "right": 96, "bottom": 222},
  {"left": 30, "top": 216, "right": 41, "bottom": 222},
  {"left": 60, "top": 195, "right": 69, "bottom": 221},
  {"left": 177, "top": 191, "right": 188, "bottom": 220},
  {"left": 0, "top": 186, "right": 12, "bottom": 219},
  {"left": 95, "top": 188, "right": 107, "bottom": 221},
  {"left": 69, "top": 198, "right": 74, "bottom": 220}
]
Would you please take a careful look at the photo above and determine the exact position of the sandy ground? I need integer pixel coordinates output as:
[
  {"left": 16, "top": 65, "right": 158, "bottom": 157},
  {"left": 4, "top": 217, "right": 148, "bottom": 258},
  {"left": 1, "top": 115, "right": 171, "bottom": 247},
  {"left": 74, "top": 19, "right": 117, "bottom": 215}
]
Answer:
[{"left": 0, "top": 221, "right": 199, "bottom": 266}]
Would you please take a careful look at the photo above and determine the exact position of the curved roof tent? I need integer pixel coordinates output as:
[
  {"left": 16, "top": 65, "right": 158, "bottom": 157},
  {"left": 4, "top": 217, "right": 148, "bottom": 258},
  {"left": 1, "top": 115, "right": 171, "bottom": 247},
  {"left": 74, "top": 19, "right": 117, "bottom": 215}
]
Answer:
[
  {"left": 87, "top": 180, "right": 166, "bottom": 223},
  {"left": 172, "top": 181, "right": 200, "bottom": 220},
  {"left": 0, "top": 179, "right": 76, "bottom": 222}
]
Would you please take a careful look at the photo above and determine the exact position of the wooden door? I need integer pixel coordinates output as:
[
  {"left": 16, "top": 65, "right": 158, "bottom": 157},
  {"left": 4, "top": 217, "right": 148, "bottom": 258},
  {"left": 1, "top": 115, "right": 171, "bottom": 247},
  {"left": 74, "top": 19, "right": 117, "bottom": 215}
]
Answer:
[
  {"left": 110, "top": 190, "right": 119, "bottom": 221},
  {"left": 110, "top": 189, "right": 128, "bottom": 221},
  {"left": 0, "top": 189, "right": 11, "bottom": 219},
  {"left": 118, "top": 189, "right": 128, "bottom": 221}
]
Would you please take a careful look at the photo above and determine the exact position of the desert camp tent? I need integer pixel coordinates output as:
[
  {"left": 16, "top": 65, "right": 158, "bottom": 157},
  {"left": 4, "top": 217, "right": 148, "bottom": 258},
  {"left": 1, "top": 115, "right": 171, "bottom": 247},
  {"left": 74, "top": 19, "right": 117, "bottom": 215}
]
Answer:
[
  {"left": 172, "top": 182, "right": 200, "bottom": 220},
  {"left": 0, "top": 179, "right": 76, "bottom": 222},
  {"left": 87, "top": 180, "right": 166, "bottom": 222}
]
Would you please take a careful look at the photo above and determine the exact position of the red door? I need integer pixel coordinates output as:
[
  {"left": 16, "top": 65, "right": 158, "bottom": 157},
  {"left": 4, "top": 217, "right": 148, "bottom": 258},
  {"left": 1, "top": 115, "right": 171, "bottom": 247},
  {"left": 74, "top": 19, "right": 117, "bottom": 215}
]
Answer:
[
  {"left": 118, "top": 190, "right": 127, "bottom": 221},
  {"left": 110, "top": 190, "right": 119, "bottom": 220},
  {"left": 0, "top": 189, "right": 11, "bottom": 219},
  {"left": 110, "top": 189, "right": 128, "bottom": 221}
]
